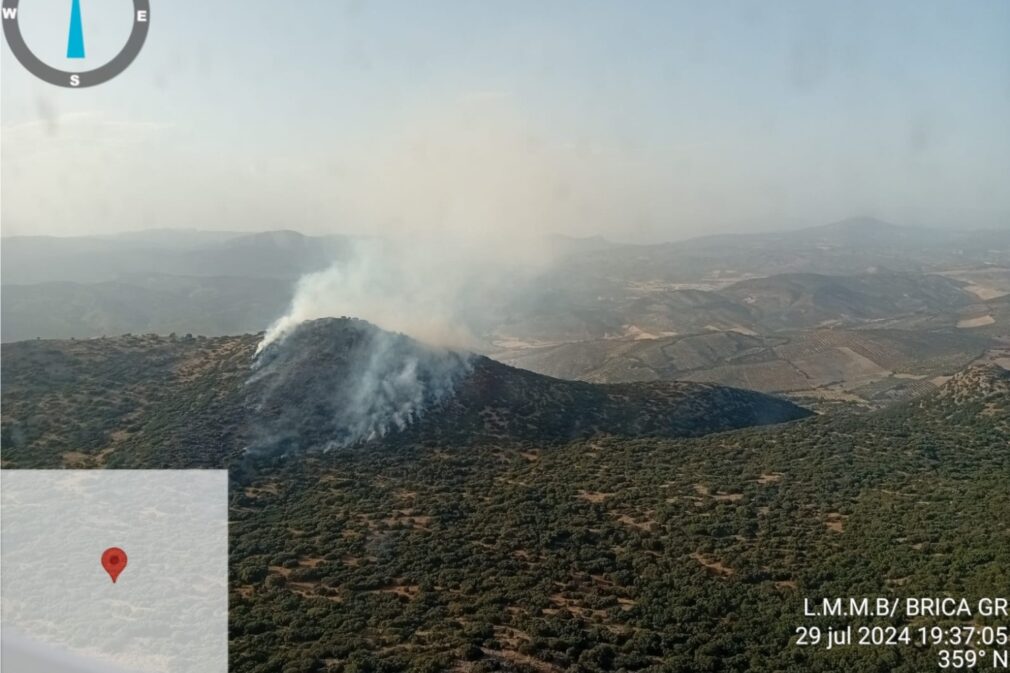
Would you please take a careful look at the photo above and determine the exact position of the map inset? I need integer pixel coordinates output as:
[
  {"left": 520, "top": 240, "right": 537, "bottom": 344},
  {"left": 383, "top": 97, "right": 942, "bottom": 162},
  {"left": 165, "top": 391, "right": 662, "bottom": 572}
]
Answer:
[{"left": 1, "top": 470, "right": 228, "bottom": 673}]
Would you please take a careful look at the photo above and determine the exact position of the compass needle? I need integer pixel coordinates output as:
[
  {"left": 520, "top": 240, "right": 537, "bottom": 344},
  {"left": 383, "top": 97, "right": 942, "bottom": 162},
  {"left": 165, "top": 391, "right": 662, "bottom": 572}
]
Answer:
[
  {"left": 66, "top": 0, "right": 85, "bottom": 59},
  {"left": 4, "top": 0, "right": 148, "bottom": 86}
]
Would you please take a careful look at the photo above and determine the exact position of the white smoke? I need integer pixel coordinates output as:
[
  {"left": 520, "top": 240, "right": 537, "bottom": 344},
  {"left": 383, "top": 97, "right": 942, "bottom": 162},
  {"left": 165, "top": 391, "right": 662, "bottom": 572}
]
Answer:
[
  {"left": 258, "top": 237, "right": 488, "bottom": 353},
  {"left": 328, "top": 327, "right": 468, "bottom": 448},
  {"left": 258, "top": 94, "right": 643, "bottom": 353},
  {"left": 251, "top": 96, "right": 641, "bottom": 451},
  {"left": 247, "top": 318, "right": 470, "bottom": 454}
]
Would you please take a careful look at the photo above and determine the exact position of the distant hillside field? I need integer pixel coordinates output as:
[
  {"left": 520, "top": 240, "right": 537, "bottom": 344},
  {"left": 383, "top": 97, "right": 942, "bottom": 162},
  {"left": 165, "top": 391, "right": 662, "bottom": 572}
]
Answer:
[{"left": 496, "top": 326, "right": 1001, "bottom": 408}]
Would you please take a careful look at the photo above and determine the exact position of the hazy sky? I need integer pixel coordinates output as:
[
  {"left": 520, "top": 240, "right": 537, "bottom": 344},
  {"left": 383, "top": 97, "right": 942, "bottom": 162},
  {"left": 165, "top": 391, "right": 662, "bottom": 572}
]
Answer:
[{"left": 2, "top": 0, "right": 1008, "bottom": 241}]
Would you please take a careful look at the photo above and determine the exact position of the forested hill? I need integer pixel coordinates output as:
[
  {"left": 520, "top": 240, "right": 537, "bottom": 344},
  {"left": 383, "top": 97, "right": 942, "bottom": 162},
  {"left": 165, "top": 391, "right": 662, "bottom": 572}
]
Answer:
[
  {"left": 247, "top": 318, "right": 811, "bottom": 455},
  {"left": 0, "top": 319, "right": 809, "bottom": 469}
]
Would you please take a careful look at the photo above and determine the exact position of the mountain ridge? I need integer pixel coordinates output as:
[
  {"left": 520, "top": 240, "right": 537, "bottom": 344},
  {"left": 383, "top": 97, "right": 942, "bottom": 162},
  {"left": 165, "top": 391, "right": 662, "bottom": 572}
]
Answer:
[
  {"left": 0, "top": 318, "right": 812, "bottom": 469},
  {"left": 247, "top": 318, "right": 813, "bottom": 455}
]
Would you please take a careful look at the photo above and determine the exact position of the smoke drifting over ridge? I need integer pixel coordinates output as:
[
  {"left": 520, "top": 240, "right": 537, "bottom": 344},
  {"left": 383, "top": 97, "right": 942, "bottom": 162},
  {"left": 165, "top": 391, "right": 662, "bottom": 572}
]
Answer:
[
  {"left": 259, "top": 237, "right": 510, "bottom": 353},
  {"left": 246, "top": 234, "right": 530, "bottom": 452},
  {"left": 259, "top": 98, "right": 600, "bottom": 352},
  {"left": 251, "top": 99, "right": 602, "bottom": 452}
]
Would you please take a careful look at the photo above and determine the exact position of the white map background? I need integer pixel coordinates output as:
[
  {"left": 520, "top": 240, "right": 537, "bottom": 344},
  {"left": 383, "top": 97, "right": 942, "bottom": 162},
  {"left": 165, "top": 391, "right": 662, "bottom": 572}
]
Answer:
[{"left": 1, "top": 470, "right": 228, "bottom": 673}]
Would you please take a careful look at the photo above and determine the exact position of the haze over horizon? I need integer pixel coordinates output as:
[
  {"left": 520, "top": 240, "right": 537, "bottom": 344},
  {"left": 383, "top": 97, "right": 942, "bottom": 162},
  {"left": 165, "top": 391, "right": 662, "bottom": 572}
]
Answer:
[
  {"left": 0, "top": 215, "right": 1007, "bottom": 248},
  {"left": 2, "top": 1, "right": 1008, "bottom": 244}
]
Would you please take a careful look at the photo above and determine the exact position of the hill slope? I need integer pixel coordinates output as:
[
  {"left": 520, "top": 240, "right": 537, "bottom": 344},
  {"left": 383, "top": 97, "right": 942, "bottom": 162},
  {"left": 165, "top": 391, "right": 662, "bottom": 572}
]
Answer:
[
  {"left": 720, "top": 272, "right": 975, "bottom": 329},
  {"left": 496, "top": 326, "right": 998, "bottom": 407},
  {"left": 0, "top": 318, "right": 810, "bottom": 469}
]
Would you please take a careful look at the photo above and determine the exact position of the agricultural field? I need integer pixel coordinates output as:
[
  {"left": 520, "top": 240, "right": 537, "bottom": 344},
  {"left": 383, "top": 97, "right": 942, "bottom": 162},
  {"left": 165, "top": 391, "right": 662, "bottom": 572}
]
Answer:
[{"left": 497, "top": 328, "right": 1000, "bottom": 408}]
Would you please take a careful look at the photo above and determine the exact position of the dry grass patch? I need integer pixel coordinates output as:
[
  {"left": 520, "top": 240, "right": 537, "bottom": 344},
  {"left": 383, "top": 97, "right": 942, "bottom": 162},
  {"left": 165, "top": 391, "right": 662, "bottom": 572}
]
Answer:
[
  {"left": 825, "top": 512, "right": 847, "bottom": 533},
  {"left": 577, "top": 490, "right": 615, "bottom": 503},
  {"left": 690, "top": 552, "right": 735, "bottom": 576},
  {"left": 244, "top": 482, "right": 281, "bottom": 498},
  {"left": 369, "top": 583, "right": 420, "bottom": 600},
  {"left": 479, "top": 648, "right": 562, "bottom": 673},
  {"left": 61, "top": 451, "right": 90, "bottom": 467},
  {"left": 612, "top": 512, "right": 656, "bottom": 531},
  {"left": 757, "top": 473, "right": 783, "bottom": 484}
]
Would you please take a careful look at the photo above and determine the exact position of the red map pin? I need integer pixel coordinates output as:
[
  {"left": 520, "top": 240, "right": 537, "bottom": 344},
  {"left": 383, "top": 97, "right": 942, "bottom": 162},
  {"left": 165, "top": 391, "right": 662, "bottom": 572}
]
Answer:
[{"left": 101, "top": 547, "right": 128, "bottom": 583}]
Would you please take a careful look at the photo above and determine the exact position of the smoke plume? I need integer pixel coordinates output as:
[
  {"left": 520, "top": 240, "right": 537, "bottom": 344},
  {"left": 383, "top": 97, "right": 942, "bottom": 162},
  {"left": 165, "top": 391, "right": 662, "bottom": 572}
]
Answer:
[
  {"left": 247, "top": 318, "right": 470, "bottom": 455},
  {"left": 250, "top": 97, "right": 623, "bottom": 452},
  {"left": 258, "top": 97, "right": 600, "bottom": 352}
]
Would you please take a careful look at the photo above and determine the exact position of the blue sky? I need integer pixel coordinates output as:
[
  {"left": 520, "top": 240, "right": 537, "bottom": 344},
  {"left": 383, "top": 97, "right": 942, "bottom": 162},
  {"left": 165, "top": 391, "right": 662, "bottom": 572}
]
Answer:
[{"left": 2, "top": 0, "right": 1008, "bottom": 240}]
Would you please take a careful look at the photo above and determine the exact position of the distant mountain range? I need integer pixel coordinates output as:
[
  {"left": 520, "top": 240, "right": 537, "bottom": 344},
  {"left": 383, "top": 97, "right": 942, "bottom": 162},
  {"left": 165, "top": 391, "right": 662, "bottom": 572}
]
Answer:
[
  {"left": 3, "top": 218, "right": 1007, "bottom": 342},
  {"left": 4, "top": 218, "right": 1007, "bottom": 286},
  {"left": 1, "top": 229, "right": 353, "bottom": 285}
]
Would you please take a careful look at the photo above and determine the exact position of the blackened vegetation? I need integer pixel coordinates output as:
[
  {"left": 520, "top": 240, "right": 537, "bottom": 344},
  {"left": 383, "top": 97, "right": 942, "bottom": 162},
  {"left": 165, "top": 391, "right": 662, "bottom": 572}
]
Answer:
[
  {"left": 247, "top": 319, "right": 472, "bottom": 457},
  {"left": 442, "top": 357, "right": 812, "bottom": 443},
  {"left": 248, "top": 319, "right": 809, "bottom": 453}
]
